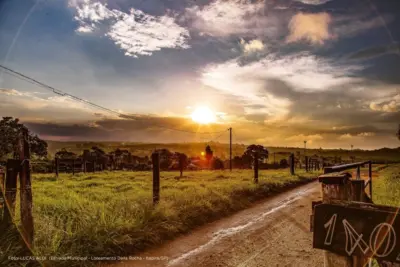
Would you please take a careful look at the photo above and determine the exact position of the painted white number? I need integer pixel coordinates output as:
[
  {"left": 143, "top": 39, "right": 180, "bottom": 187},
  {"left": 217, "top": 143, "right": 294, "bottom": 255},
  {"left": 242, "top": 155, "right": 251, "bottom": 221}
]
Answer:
[
  {"left": 369, "top": 223, "right": 396, "bottom": 258},
  {"left": 324, "top": 214, "right": 337, "bottom": 245},
  {"left": 343, "top": 219, "right": 370, "bottom": 256}
]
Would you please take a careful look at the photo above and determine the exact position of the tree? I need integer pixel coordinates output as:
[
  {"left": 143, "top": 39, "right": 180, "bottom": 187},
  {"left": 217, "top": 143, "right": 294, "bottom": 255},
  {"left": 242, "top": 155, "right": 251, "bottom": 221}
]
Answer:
[
  {"left": 205, "top": 145, "right": 213, "bottom": 163},
  {"left": 0, "top": 117, "right": 47, "bottom": 159},
  {"left": 55, "top": 148, "right": 77, "bottom": 159},
  {"left": 211, "top": 157, "right": 224, "bottom": 170},
  {"left": 243, "top": 144, "right": 269, "bottom": 163},
  {"left": 279, "top": 159, "right": 288, "bottom": 168},
  {"left": 156, "top": 149, "right": 173, "bottom": 170},
  {"left": 397, "top": 124, "right": 400, "bottom": 140},
  {"left": 175, "top": 152, "right": 188, "bottom": 176}
]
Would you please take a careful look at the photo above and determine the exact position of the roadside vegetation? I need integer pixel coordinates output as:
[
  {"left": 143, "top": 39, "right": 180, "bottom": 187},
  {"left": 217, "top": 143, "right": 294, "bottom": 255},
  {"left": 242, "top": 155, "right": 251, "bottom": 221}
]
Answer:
[
  {"left": 373, "top": 164, "right": 400, "bottom": 206},
  {"left": 2, "top": 169, "right": 318, "bottom": 267}
]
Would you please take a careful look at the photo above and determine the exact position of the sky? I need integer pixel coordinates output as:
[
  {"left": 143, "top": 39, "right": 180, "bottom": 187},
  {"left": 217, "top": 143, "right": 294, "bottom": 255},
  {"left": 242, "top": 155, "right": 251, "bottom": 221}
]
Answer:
[{"left": 0, "top": 0, "right": 399, "bottom": 149}]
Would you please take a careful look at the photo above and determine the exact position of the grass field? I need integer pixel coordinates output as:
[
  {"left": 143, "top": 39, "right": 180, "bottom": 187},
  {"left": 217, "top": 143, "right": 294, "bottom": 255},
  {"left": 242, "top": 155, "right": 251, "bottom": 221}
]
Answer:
[{"left": 1, "top": 168, "right": 319, "bottom": 267}]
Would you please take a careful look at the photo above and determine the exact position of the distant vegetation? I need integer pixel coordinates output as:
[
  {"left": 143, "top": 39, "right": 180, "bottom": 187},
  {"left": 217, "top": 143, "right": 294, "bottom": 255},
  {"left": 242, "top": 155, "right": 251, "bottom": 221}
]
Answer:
[{"left": 46, "top": 140, "right": 400, "bottom": 164}]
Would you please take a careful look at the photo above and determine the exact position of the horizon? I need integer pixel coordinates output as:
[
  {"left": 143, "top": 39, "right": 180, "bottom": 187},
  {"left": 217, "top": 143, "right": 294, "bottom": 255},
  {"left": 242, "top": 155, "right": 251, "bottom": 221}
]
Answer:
[
  {"left": 45, "top": 139, "right": 400, "bottom": 152},
  {"left": 1, "top": 0, "right": 400, "bottom": 149}
]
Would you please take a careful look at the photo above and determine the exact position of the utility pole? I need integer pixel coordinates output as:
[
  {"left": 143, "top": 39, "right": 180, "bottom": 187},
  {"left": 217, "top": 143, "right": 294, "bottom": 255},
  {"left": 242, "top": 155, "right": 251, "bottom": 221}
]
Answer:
[{"left": 229, "top": 127, "right": 232, "bottom": 172}]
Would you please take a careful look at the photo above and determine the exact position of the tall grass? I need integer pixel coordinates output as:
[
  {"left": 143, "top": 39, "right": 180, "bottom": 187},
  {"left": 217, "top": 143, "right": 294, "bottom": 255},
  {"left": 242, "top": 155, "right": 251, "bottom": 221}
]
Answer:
[{"left": 1, "top": 169, "right": 318, "bottom": 266}]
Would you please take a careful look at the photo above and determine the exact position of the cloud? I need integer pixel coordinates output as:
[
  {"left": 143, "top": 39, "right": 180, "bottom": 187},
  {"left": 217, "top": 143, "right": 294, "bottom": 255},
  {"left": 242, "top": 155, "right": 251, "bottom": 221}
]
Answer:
[
  {"left": 76, "top": 25, "right": 94, "bottom": 33},
  {"left": 348, "top": 43, "right": 400, "bottom": 60},
  {"left": 358, "top": 132, "right": 375, "bottom": 137},
  {"left": 0, "top": 88, "right": 23, "bottom": 96},
  {"left": 0, "top": 88, "right": 99, "bottom": 121},
  {"left": 70, "top": 0, "right": 190, "bottom": 57},
  {"left": 286, "top": 12, "right": 333, "bottom": 45},
  {"left": 185, "top": 0, "right": 278, "bottom": 37},
  {"left": 333, "top": 13, "right": 393, "bottom": 39},
  {"left": 240, "top": 39, "right": 265, "bottom": 53},
  {"left": 286, "top": 134, "right": 323, "bottom": 144},
  {"left": 338, "top": 133, "right": 353, "bottom": 140},
  {"left": 339, "top": 132, "right": 376, "bottom": 140},
  {"left": 295, "top": 0, "right": 332, "bottom": 5},
  {"left": 369, "top": 94, "right": 400, "bottom": 113}
]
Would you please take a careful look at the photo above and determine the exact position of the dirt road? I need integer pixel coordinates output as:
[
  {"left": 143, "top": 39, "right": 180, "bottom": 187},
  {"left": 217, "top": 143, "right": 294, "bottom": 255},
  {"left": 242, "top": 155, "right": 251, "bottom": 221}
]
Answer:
[{"left": 109, "top": 181, "right": 324, "bottom": 267}]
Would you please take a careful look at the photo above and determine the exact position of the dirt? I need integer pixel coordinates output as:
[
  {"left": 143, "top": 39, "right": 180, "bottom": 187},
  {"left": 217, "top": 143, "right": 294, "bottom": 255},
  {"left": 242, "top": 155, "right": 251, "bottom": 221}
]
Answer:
[{"left": 106, "top": 182, "right": 324, "bottom": 267}]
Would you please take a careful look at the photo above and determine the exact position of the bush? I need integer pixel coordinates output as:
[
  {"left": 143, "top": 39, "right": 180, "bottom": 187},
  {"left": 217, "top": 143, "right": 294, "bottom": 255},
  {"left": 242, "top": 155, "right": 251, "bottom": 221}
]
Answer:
[{"left": 211, "top": 158, "right": 224, "bottom": 170}]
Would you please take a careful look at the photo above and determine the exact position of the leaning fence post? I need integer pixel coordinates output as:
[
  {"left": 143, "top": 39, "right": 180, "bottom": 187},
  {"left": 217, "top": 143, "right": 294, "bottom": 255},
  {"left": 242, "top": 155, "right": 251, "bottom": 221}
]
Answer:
[
  {"left": 152, "top": 152, "right": 160, "bottom": 205},
  {"left": 18, "top": 129, "right": 34, "bottom": 247},
  {"left": 254, "top": 152, "right": 259, "bottom": 184}
]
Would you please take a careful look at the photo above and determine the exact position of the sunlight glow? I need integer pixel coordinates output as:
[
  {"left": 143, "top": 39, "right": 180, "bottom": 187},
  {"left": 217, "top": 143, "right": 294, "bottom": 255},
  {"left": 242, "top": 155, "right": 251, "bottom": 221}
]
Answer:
[{"left": 191, "top": 106, "right": 217, "bottom": 124}]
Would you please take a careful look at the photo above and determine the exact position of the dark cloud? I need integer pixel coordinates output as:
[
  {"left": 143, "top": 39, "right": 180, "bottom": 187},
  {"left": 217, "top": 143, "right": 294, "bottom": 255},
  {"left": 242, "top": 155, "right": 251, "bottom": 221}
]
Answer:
[{"left": 24, "top": 116, "right": 230, "bottom": 142}]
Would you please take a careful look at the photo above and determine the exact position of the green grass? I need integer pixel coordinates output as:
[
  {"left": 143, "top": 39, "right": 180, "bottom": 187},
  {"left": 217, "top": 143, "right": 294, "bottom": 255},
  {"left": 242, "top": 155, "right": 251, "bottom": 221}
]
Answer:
[
  {"left": 373, "top": 164, "right": 400, "bottom": 207},
  {"left": 1, "top": 169, "right": 319, "bottom": 266}
]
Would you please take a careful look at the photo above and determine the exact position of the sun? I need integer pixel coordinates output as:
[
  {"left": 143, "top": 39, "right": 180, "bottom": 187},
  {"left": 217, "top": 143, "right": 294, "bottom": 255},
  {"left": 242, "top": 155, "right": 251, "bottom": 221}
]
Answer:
[{"left": 191, "top": 106, "right": 216, "bottom": 124}]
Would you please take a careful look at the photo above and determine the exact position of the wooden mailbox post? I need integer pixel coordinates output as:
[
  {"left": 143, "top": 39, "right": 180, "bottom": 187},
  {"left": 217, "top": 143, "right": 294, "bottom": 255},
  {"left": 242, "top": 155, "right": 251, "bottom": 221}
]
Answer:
[{"left": 312, "top": 162, "right": 398, "bottom": 267}]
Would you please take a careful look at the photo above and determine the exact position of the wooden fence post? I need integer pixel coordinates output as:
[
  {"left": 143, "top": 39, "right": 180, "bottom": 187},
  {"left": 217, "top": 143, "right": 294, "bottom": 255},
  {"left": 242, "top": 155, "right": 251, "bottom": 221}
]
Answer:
[
  {"left": 254, "top": 152, "right": 259, "bottom": 184},
  {"left": 19, "top": 129, "right": 34, "bottom": 247},
  {"left": 319, "top": 173, "right": 353, "bottom": 267},
  {"left": 152, "top": 152, "right": 160, "bottom": 205},
  {"left": 305, "top": 156, "right": 309, "bottom": 172},
  {"left": 356, "top": 166, "right": 361, "bottom": 180},
  {"left": 0, "top": 169, "right": 4, "bottom": 219},
  {"left": 4, "top": 160, "right": 18, "bottom": 224},
  {"left": 72, "top": 159, "right": 75, "bottom": 175},
  {"left": 289, "top": 154, "right": 295, "bottom": 175},
  {"left": 83, "top": 160, "right": 87, "bottom": 173},
  {"left": 55, "top": 158, "right": 59, "bottom": 177},
  {"left": 368, "top": 161, "right": 372, "bottom": 201}
]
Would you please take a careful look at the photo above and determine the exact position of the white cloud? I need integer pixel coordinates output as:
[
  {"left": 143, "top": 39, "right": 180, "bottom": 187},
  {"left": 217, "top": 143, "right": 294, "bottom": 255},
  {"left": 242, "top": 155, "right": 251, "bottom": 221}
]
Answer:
[
  {"left": 369, "top": 94, "right": 400, "bottom": 113},
  {"left": 107, "top": 9, "right": 190, "bottom": 57},
  {"left": 287, "top": 12, "right": 333, "bottom": 45},
  {"left": 358, "top": 132, "right": 375, "bottom": 137},
  {"left": 70, "top": 0, "right": 190, "bottom": 57},
  {"left": 241, "top": 39, "right": 265, "bottom": 53},
  {"left": 0, "top": 88, "right": 23, "bottom": 96},
  {"left": 186, "top": 0, "right": 276, "bottom": 37},
  {"left": 286, "top": 134, "right": 323, "bottom": 144},
  {"left": 295, "top": 0, "right": 332, "bottom": 5},
  {"left": 339, "top": 132, "right": 376, "bottom": 140},
  {"left": 76, "top": 25, "right": 94, "bottom": 33},
  {"left": 202, "top": 52, "right": 361, "bottom": 96},
  {"left": 338, "top": 133, "right": 353, "bottom": 140}
]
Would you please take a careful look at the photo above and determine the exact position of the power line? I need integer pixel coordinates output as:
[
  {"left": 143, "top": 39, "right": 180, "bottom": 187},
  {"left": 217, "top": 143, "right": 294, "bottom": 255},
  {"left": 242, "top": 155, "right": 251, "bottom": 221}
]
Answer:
[{"left": 0, "top": 64, "right": 229, "bottom": 134}]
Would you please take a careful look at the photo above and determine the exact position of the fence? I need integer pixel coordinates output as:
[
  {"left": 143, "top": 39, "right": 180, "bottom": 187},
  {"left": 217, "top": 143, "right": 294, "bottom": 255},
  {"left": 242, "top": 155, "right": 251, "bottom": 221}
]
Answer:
[{"left": 0, "top": 130, "right": 34, "bottom": 251}]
